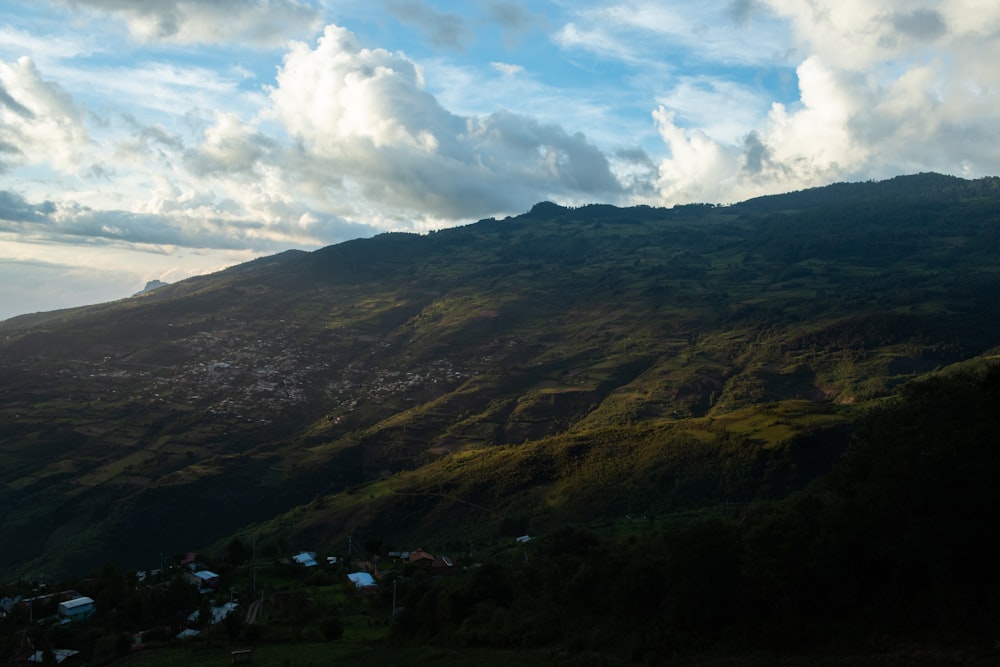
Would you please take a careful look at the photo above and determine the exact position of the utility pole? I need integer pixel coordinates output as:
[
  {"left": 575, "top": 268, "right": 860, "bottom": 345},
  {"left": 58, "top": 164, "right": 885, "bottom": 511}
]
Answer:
[{"left": 392, "top": 577, "right": 397, "bottom": 616}]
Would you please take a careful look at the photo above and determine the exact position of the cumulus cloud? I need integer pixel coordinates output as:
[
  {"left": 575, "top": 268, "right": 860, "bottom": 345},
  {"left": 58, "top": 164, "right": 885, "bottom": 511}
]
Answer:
[
  {"left": 0, "top": 189, "right": 242, "bottom": 250},
  {"left": 184, "top": 113, "right": 274, "bottom": 178},
  {"left": 0, "top": 190, "right": 56, "bottom": 222},
  {"left": 53, "top": 0, "right": 322, "bottom": 46},
  {"left": 264, "top": 24, "right": 621, "bottom": 220},
  {"left": 633, "top": 0, "right": 1000, "bottom": 204},
  {"left": 0, "top": 56, "right": 88, "bottom": 173},
  {"left": 886, "top": 9, "right": 947, "bottom": 42},
  {"left": 656, "top": 77, "right": 773, "bottom": 144},
  {"left": 7, "top": 0, "right": 1000, "bottom": 266}
]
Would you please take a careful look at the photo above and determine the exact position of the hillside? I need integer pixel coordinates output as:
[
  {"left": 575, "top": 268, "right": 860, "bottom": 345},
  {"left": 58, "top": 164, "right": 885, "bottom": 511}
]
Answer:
[{"left": 2, "top": 172, "right": 1000, "bottom": 581}]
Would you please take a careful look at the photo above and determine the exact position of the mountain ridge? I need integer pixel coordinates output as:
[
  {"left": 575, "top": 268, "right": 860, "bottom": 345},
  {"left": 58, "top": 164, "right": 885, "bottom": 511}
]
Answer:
[{"left": 2, "top": 172, "right": 1000, "bottom": 581}]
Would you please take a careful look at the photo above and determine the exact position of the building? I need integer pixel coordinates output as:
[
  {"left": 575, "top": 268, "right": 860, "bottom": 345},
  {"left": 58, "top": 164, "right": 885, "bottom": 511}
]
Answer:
[
  {"left": 292, "top": 551, "right": 318, "bottom": 567},
  {"left": 187, "top": 601, "right": 239, "bottom": 625},
  {"left": 432, "top": 555, "right": 455, "bottom": 576},
  {"left": 0, "top": 595, "right": 20, "bottom": 620},
  {"left": 347, "top": 572, "right": 377, "bottom": 591},
  {"left": 407, "top": 549, "right": 435, "bottom": 567},
  {"left": 190, "top": 570, "right": 220, "bottom": 590},
  {"left": 57, "top": 597, "right": 95, "bottom": 622},
  {"left": 27, "top": 648, "right": 80, "bottom": 664}
]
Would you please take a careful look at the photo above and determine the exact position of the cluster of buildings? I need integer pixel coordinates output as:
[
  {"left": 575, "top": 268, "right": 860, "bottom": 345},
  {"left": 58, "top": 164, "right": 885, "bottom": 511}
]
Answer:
[
  {"left": 43, "top": 316, "right": 474, "bottom": 431},
  {"left": 0, "top": 593, "right": 94, "bottom": 626},
  {"left": 2, "top": 542, "right": 473, "bottom": 663},
  {"left": 289, "top": 546, "right": 458, "bottom": 593}
]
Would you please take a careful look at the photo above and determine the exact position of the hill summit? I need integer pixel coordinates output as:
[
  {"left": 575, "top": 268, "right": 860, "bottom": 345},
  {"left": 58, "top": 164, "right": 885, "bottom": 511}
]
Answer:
[{"left": 132, "top": 279, "right": 170, "bottom": 297}]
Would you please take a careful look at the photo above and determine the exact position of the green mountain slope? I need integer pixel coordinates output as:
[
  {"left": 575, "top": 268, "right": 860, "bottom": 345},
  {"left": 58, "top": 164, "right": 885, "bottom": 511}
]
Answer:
[{"left": 2, "top": 172, "right": 1000, "bottom": 580}]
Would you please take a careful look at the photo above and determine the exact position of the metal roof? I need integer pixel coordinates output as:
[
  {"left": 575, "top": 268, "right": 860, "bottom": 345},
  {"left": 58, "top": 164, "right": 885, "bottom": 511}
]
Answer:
[{"left": 59, "top": 597, "right": 94, "bottom": 609}]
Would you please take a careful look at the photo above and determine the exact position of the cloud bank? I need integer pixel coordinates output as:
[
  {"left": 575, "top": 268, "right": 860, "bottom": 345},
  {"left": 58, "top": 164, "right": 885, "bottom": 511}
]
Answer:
[
  {"left": 638, "top": 0, "right": 1000, "bottom": 202},
  {"left": 2, "top": 0, "right": 999, "bottom": 318}
]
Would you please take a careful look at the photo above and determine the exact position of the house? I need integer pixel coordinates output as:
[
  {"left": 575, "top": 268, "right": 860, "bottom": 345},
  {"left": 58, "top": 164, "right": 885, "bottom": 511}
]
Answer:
[
  {"left": 432, "top": 555, "right": 455, "bottom": 576},
  {"left": 27, "top": 648, "right": 80, "bottom": 664},
  {"left": 516, "top": 535, "right": 532, "bottom": 544},
  {"left": 57, "top": 597, "right": 95, "bottom": 622},
  {"left": 407, "top": 549, "right": 435, "bottom": 567},
  {"left": 347, "top": 572, "right": 377, "bottom": 591},
  {"left": 0, "top": 595, "right": 20, "bottom": 620},
  {"left": 292, "top": 551, "right": 318, "bottom": 568},
  {"left": 187, "top": 601, "right": 239, "bottom": 625},
  {"left": 189, "top": 570, "right": 220, "bottom": 590}
]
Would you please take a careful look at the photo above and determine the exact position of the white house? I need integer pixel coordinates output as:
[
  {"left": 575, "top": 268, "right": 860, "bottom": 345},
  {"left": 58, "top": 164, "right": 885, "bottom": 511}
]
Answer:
[{"left": 57, "top": 596, "right": 95, "bottom": 622}]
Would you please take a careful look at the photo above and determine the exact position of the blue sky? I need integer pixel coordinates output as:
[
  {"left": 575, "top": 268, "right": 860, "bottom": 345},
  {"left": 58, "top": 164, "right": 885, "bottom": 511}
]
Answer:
[{"left": 2, "top": 0, "right": 999, "bottom": 320}]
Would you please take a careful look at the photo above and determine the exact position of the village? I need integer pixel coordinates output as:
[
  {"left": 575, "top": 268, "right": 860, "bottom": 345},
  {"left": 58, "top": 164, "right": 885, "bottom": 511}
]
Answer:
[
  {"left": 0, "top": 534, "right": 509, "bottom": 665},
  {"left": 34, "top": 315, "right": 478, "bottom": 426}
]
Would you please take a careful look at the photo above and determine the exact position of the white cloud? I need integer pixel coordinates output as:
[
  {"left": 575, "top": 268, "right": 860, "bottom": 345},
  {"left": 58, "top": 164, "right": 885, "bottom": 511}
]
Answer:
[
  {"left": 656, "top": 77, "right": 772, "bottom": 144},
  {"left": 555, "top": 1, "right": 795, "bottom": 68},
  {"left": 264, "top": 24, "right": 622, "bottom": 220},
  {"left": 639, "top": 0, "right": 1000, "bottom": 204},
  {"left": 490, "top": 61, "right": 524, "bottom": 77},
  {"left": 553, "top": 21, "right": 645, "bottom": 65},
  {"left": 0, "top": 25, "right": 97, "bottom": 66},
  {"left": 0, "top": 57, "right": 89, "bottom": 174},
  {"left": 5, "top": 0, "right": 1000, "bottom": 320}
]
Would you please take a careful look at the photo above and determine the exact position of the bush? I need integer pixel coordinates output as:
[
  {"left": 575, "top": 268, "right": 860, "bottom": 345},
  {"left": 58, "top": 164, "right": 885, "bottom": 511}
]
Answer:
[{"left": 318, "top": 615, "right": 344, "bottom": 641}]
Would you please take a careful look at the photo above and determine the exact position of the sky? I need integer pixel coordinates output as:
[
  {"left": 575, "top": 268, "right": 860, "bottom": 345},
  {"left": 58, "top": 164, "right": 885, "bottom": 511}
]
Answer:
[{"left": 2, "top": 0, "right": 999, "bottom": 320}]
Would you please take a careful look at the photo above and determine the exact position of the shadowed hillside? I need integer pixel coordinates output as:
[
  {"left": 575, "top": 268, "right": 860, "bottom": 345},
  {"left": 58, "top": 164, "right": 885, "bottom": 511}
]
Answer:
[{"left": 2, "top": 172, "right": 1000, "bottom": 581}]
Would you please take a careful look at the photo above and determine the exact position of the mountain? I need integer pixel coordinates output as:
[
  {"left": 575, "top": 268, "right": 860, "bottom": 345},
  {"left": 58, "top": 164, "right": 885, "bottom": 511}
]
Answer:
[
  {"left": 2, "top": 172, "right": 1000, "bottom": 581},
  {"left": 132, "top": 279, "right": 169, "bottom": 296}
]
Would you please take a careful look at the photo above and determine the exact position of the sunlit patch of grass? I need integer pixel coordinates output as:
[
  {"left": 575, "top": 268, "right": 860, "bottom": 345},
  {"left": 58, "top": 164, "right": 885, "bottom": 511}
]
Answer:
[{"left": 709, "top": 400, "right": 848, "bottom": 447}]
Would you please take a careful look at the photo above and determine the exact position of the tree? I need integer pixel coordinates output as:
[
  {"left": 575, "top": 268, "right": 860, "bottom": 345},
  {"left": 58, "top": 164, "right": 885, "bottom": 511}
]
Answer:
[
  {"left": 241, "top": 623, "right": 264, "bottom": 645},
  {"left": 223, "top": 608, "right": 243, "bottom": 644},
  {"left": 318, "top": 615, "right": 344, "bottom": 641},
  {"left": 227, "top": 538, "right": 249, "bottom": 567},
  {"left": 199, "top": 596, "right": 213, "bottom": 647}
]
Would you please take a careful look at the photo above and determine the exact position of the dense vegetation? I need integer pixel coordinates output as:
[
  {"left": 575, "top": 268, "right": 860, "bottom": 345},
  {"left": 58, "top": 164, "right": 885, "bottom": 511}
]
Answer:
[
  {"left": 2, "top": 172, "right": 1000, "bottom": 661},
  {"left": 388, "top": 364, "right": 1000, "bottom": 662},
  {"left": 2, "top": 364, "right": 995, "bottom": 665}
]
